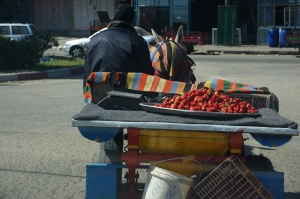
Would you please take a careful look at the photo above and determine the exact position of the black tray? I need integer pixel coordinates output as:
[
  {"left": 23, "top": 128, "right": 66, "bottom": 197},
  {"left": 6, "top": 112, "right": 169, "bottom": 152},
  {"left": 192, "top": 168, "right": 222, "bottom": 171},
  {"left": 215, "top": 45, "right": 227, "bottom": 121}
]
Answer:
[{"left": 139, "top": 103, "right": 261, "bottom": 118}]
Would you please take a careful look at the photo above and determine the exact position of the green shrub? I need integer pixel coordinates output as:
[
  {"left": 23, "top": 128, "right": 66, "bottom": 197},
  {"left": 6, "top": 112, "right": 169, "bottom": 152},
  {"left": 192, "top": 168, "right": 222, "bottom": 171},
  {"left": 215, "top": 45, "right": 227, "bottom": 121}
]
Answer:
[{"left": 0, "top": 32, "right": 59, "bottom": 71}]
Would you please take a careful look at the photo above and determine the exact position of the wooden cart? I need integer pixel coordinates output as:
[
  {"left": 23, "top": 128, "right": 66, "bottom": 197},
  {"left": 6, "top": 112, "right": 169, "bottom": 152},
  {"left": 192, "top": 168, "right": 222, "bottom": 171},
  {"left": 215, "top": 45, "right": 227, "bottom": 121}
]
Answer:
[{"left": 73, "top": 72, "right": 299, "bottom": 199}]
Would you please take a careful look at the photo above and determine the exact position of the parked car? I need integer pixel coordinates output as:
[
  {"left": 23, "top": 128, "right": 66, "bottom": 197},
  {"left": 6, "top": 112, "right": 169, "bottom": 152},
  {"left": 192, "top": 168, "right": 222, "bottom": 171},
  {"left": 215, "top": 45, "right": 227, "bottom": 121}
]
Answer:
[
  {"left": 0, "top": 23, "right": 37, "bottom": 41},
  {"left": 62, "top": 27, "right": 156, "bottom": 58}
]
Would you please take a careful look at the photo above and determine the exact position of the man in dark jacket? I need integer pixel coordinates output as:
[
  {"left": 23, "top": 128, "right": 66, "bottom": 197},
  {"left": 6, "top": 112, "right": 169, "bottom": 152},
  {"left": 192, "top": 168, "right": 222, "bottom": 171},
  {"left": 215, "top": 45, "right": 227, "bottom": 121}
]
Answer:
[{"left": 83, "top": 4, "right": 154, "bottom": 88}]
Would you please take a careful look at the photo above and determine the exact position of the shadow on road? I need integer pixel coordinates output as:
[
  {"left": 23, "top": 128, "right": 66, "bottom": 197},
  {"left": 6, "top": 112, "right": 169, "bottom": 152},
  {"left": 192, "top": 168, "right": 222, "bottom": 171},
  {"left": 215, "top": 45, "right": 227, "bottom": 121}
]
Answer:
[
  {"left": 56, "top": 74, "right": 83, "bottom": 80},
  {"left": 244, "top": 145, "right": 276, "bottom": 157},
  {"left": 0, "top": 168, "right": 85, "bottom": 179}
]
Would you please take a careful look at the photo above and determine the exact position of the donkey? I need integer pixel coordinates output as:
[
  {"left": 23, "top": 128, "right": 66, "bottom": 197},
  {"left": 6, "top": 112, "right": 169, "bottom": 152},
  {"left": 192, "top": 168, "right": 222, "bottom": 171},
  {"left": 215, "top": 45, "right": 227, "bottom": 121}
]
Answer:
[{"left": 149, "top": 25, "right": 196, "bottom": 83}]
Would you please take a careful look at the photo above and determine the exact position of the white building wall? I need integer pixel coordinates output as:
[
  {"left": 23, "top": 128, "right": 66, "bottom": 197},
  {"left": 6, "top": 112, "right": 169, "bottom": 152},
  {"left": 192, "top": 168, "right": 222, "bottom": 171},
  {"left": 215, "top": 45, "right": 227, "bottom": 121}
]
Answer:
[
  {"left": 73, "top": 0, "right": 88, "bottom": 30},
  {"left": 73, "top": 0, "right": 115, "bottom": 30},
  {"left": 33, "top": 0, "right": 115, "bottom": 35},
  {"left": 57, "top": 0, "right": 67, "bottom": 30},
  {"left": 33, "top": 0, "right": 67, "bottom": 31}
]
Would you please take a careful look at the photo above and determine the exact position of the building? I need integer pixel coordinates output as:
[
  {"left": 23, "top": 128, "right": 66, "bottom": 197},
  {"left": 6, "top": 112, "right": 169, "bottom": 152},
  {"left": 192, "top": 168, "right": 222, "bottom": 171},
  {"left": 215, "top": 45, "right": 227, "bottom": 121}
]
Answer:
[
  {"left": 134, "top": 0, "right": 300, "bottom": 45},
  {"left": 0, "top": 0, "right": 299, "bottom": 44},
  {"left": 257, "top": 0, "right": 300, "bottom": 44},
  {"left": 0, "top": 0, "right": 119, "bottom": 37}
]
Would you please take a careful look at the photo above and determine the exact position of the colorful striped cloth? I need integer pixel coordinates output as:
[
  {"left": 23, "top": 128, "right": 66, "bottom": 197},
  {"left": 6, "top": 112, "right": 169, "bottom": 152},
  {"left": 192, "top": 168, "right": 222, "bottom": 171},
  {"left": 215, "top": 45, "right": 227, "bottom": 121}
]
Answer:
[
  {"left": 84, "top": 72, "right": 265, "bottom": 103},
  {"left": 203, "top": 79, "right": 265, "bottom": 94},
  {"left": 83, "top": 72, "right": 122, "bottom": 103},
  {"left": 150, "top": 40, "right": 192, "bottom": 83}
]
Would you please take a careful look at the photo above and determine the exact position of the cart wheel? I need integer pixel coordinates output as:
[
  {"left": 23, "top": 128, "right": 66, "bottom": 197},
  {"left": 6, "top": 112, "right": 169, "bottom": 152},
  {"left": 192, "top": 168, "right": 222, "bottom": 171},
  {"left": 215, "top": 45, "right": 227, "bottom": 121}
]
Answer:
[
  {"left": 99, "top": 130, "right": 123, "bottom": 163},
  {"left": 93, "top": 129, "right": 124, "bottom": 162},
  {"left": 245, "top": 155, "right": 274, "bottom": 171},
  {"left": 91, "top": 132, "right": 123, "bottom": 164}
]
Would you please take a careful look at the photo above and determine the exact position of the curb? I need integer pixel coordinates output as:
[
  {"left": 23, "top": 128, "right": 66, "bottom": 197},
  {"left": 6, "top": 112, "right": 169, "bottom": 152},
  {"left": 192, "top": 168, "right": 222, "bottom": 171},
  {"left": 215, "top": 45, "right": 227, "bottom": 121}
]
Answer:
[
  {"left": 193, "top": 50, "right": 299, "bottom": 55},
  {"left": 0, "top": 66, "right": 84, "bottom": 82},
  {"left": 207, "top": 50, "right": 300, "bottom": 55}
]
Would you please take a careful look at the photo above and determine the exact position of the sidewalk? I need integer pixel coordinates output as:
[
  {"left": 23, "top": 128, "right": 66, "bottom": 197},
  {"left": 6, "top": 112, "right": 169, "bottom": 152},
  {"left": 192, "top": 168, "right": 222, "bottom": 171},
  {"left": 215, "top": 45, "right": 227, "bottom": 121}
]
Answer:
[
  {"left": 194, "top": 44, "right": 300, "bottom": 55},
  {"left": 0, "top": 66, "right": 84, "bottom": 82},
  {"left": 0, "top": 44, "right": 299, "bottom": 83}
]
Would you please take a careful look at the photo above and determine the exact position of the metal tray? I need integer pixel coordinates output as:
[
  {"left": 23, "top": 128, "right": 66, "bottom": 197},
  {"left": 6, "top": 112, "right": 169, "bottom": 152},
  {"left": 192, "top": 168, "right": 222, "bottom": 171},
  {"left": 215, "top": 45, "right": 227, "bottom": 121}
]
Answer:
[{"left": 139, "top": 103, "right": 261, "bottom": 118}]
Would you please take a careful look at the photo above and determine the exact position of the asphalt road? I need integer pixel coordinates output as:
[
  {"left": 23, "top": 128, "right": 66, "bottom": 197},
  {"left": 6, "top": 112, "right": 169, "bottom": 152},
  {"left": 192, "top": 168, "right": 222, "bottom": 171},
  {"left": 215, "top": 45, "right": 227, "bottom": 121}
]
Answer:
[
  {"left": 0, "top": 54, "right": 299, "bottom": 199},
  {"left": 0, "top": 76, "right": 97, "bottom": 199}
]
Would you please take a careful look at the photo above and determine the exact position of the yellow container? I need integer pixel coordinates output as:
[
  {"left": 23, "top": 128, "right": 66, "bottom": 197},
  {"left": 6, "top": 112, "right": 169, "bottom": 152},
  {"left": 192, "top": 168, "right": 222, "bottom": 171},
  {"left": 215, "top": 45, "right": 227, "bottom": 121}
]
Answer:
[{"left": 138, "top": 129, "right": 229, "bottom": 156}]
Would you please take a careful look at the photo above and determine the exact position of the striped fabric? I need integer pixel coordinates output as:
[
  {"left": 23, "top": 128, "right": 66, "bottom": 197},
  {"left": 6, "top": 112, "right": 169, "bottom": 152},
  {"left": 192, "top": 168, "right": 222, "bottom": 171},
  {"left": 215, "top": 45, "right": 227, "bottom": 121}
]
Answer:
[
  {"left": 150, "top": 40, "right": 192, "bottom": 83},
  {"left": 203, "top": 79, "right": 264, "bottom": 94},
  {"left": 83, "top": 72, "right": 122, "bottom": 103},
  {"left": 84, "top": 72, "right": 265, "bottom": 103}
]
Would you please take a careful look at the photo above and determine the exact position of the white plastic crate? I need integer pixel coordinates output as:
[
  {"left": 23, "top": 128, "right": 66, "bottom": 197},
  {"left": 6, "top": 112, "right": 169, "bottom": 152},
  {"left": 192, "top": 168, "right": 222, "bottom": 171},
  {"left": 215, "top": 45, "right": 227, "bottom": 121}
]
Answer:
[{"left": 229, "top": 93, "right": 271, "bottom": 109}]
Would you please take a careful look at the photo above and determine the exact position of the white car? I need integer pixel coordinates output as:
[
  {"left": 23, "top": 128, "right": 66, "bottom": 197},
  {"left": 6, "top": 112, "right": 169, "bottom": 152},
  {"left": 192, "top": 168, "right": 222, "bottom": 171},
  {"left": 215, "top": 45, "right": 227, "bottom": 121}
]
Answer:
[
  {"left": 62, "top": 30, "right": 101, "bottom": 58},
  {"left": 62, "top": 27, "right": 156, "bottom": 58},
  {"left": 0, "top": 23, "right": 37, "bottom": 41}
]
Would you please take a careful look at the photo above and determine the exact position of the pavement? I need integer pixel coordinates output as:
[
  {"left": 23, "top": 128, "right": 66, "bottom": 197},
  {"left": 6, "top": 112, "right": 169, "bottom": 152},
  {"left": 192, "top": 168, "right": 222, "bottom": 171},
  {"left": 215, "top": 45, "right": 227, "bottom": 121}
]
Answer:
[
  {"left": 194, "top": 44, "right": 300, "bottom": 55},
  {"left": 0, "top": 36, "right": 299, "bottom": 82}
]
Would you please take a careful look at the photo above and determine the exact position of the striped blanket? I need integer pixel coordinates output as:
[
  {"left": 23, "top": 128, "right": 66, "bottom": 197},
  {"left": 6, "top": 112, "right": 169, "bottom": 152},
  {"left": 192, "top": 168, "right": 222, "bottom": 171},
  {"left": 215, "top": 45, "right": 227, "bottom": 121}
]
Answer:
[
  {"left": 150, "top": 40, "right": 193, "bottom": 83},
  {"left": 83, "top": 72, "right": 266, "bottom": 103}
]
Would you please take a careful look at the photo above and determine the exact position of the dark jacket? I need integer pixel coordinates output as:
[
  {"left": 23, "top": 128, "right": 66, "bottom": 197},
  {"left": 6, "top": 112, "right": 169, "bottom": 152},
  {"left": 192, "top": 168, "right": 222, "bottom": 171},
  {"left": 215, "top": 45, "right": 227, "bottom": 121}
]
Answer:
[{"left": 83, "top": 20, "right": 154, "bottom": 87}]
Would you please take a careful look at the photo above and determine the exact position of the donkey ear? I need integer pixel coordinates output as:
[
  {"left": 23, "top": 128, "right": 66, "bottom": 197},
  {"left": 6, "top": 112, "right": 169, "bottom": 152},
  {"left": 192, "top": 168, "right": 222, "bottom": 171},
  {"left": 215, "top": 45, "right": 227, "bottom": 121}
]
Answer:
[
  {"left": 174, "top": 25, "right": 183, "bottom": 44},
  {"left": 151, "top": 28, "right": 163, "bottom": 43}
]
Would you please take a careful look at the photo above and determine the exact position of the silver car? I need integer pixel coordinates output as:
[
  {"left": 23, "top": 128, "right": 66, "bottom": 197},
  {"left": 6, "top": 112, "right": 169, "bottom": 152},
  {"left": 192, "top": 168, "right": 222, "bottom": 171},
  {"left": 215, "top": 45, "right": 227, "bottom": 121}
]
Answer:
[
  {"left": 62, "top": 27, "right": 156, "bottom": 58},
  {"left": 62, "top": 30, "right": 100, "bottom": 58},
  {"left": 0, "top": 23, "right": 37, "bottom": 41}
]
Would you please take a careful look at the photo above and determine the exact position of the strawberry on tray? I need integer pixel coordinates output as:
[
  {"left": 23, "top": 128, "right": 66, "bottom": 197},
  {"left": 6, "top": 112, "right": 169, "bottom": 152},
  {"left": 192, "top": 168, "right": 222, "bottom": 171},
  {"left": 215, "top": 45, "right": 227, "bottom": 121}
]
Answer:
[{"left": 140, "top": 87, "right": 260, "bottom": 118}]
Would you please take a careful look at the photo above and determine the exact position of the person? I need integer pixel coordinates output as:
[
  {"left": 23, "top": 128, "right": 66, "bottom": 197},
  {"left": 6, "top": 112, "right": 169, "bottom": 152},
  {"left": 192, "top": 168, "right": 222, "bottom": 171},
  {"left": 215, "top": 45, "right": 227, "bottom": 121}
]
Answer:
[{"left": 83, "top": 4, "right": 154, "bottom": 88}]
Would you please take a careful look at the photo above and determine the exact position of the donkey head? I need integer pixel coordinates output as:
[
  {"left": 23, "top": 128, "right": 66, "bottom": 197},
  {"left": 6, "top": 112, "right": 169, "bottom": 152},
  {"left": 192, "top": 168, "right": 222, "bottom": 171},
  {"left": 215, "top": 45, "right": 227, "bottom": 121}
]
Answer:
[{"left": 149, "top": 25, "right": 194, "bottom": 83}]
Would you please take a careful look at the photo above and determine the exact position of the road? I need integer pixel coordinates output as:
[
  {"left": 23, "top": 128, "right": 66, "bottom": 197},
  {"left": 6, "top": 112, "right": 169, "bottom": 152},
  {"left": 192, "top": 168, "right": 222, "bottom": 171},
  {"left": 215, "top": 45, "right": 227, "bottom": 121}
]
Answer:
[
  {"left": 0, "top": 76, "right": 97, "bottom": 199},
  {"left": 0, "top": 54, "right": 299, "bottom": 199}
]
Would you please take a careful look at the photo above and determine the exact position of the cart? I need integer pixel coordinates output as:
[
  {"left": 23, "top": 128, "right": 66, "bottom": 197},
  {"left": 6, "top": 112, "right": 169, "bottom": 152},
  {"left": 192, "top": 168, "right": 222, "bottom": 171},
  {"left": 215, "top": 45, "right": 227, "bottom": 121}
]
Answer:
[{"left": 72, "top": 72, "right": 299, "bottom": 199}]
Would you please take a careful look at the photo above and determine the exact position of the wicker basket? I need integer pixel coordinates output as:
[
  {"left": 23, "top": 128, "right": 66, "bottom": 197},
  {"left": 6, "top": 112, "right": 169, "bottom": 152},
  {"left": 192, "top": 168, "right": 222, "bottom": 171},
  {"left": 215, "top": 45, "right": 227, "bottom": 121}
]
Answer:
[
  {"left": 229, "top": 93, "right": 271, "bottom": 109},
  {"left": 188, "top": 156, "right": 273, "bottom": 199}
]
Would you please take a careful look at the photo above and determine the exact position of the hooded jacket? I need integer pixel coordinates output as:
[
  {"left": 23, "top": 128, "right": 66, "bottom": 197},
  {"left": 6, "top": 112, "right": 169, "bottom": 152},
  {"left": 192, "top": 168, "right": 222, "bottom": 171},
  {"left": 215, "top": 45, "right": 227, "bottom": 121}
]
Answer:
[{"left": 83, "top": 20, "right": 154, "bottom": 87}]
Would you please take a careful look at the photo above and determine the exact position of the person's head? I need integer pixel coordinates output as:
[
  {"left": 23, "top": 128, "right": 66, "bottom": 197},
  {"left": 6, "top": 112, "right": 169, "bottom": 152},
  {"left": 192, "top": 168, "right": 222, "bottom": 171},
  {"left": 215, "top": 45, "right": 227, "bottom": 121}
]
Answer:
[{"left": 113, "top": 4, "right": 135, "bottom": 24}]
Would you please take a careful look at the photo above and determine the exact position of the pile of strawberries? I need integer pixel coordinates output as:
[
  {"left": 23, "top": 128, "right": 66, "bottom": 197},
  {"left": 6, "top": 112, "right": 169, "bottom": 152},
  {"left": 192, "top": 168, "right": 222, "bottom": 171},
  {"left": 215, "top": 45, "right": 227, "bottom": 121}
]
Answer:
[{"left": 154, "top": 87, "right": 259, "bottom": 114}]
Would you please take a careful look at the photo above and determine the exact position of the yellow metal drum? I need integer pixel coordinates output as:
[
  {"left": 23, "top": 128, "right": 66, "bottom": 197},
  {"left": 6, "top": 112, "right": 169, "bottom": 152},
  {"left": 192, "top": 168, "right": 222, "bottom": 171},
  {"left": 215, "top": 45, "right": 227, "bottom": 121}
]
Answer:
[{"left": 138, "top": 129, "right": 230, "bottom": 156}]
